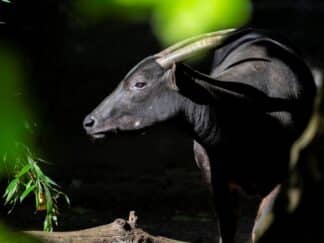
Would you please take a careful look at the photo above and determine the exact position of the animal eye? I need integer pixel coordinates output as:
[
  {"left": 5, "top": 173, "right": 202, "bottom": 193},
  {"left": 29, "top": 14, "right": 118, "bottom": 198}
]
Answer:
[{"left": 134, "top": 82, "right": 147, "bottom": 89}]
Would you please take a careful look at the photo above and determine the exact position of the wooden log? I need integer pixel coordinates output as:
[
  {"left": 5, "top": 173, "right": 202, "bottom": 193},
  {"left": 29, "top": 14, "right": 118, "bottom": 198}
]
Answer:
[{"left": 27, "top": 211, "right": 188, "bottom": 243}]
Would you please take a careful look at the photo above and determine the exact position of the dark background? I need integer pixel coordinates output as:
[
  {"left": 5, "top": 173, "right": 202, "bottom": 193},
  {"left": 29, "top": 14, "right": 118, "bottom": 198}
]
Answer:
[{"left": 0, "top": 0, "right": 323, "bottom": 242}]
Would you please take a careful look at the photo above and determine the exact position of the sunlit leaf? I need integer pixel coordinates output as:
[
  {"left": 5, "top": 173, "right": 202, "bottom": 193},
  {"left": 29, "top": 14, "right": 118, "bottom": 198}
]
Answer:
[
  {"left": 15, "top": 164, "right": 32, "bottom": 178},
  {"left": 3, "top": 178, "right": 19, "bottom": 205}
]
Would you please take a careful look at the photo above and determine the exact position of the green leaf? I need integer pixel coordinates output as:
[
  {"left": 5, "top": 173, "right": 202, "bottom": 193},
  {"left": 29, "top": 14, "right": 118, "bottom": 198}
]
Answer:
[
  {"left": 63, "top": 193, "right": 71, "bottom": 206},
  {"left": 25, "top": 179, "right": 33, "bottom": 189},
  {"left": 44, "top": 176, "right": 58, "bottom": 187},
  {"left": 8, "top": 198, "right": 18, "bottom": 214},
  {"left": 44, "top": 186, "right": 53, "bottom": 213},
  {"left": 15, "top": 163, "right": 32, "bottom": 178},
  {"left": 43, "top": 216, "right": 49, "bottom": 231},
  {"left": 3, "top": 178, "right": 19, "bottom": 197},
  {"left": 3, "top": 178, "right": 19, "bottom": 201},
  {"left": 44, "top": 213, "right": 54, "bottom": 232},
  {"left": 20, "top": 184, "right": 36, "bottom": 203},
  {"left": 34, "top": 190, "right": 39, "bottom": 209},
  {"left": 1, "top": 142, "right": 70, "bottom": 232},
  {"left": 29, "top": 158, "right": 44, "bottom": 177}
]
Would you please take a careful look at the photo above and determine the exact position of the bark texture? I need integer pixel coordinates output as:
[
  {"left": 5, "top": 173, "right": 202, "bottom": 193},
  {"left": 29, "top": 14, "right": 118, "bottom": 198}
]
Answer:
[{"left": 27, "top": 211, "right": 188, "bottom": 243}]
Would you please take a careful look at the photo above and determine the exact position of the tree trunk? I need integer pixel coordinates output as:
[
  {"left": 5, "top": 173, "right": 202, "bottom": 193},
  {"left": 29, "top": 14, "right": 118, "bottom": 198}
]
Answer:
[{"left": 27, "top": 211, "right": 188, "bottom": 243}]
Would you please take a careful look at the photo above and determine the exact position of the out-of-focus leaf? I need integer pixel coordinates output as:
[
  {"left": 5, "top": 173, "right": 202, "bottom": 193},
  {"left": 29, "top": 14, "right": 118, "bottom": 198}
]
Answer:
[
  {"left": 0, "top": 223, "right": 40, "bottom": 243},
  {"left": 0, "top": 46, "right": 32, "bottom": 176},
  {"left": 74, "top": 0, "right": 252, "bottom": 46},
  {"left": 153, "top": 0, "right": 252, "bottom": 45}
]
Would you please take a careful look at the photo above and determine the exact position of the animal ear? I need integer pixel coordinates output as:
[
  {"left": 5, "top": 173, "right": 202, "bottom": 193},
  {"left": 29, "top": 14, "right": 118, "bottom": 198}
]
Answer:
[
  {"left": 174, "top": 63, "right": 280, "bottom": 108},
  {"left": 174, "top": 64, "right": 216, "bottom": 105}
]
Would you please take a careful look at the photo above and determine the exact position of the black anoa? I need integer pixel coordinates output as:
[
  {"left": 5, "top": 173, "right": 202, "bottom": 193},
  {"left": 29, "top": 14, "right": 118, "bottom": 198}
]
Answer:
[{"left": 84, "top": 28, "right": 316, "bottom": 243}]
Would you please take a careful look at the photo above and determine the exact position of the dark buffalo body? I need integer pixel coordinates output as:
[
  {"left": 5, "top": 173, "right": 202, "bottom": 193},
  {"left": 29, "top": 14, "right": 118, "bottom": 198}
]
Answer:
[
  {"left": 84, "top": 28, "right": 317, "bottom": 243},
  {"left": 179, "top": 29, "right": 316, "bottom": 194}
]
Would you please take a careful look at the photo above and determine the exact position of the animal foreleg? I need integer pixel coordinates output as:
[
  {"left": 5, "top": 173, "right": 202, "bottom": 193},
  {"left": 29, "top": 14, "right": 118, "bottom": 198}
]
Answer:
[{"left": 211, "top": 167, "right": 239, "bottom": 243}]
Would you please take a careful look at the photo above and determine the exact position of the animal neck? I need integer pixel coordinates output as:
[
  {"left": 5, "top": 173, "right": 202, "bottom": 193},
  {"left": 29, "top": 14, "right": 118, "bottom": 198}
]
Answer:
[
  {"left": 175, "top": 65, "right": 219, "bottom": 146},
  {"left": 182, "top": 98, "right": 219, "bottom": 147}
]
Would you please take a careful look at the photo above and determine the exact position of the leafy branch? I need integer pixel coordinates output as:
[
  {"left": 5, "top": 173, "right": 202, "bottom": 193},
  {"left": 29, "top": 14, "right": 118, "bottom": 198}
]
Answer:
[{"left": 3, "top": 144, "right": 70, "bottom": 232}]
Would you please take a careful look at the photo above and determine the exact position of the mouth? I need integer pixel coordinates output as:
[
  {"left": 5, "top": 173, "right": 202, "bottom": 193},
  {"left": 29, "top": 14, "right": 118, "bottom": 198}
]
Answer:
[
  {"left": 88, "top": 128, "right": 120, "bottom": 140},
  {"left": 86, "top": 122, "right": 153, "bottom": 141},
  {"left": 90, "top": 132, "right": 107, "bottom": 139}
]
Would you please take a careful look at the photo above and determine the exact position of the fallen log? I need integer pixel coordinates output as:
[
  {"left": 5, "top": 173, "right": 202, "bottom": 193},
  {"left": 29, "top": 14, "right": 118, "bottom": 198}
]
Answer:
[{"left": 27, "top": 211, "right": 188, "bottom": 243}]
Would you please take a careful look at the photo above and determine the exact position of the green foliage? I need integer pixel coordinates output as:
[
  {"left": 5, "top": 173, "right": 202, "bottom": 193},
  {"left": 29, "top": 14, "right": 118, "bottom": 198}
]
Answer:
[
  {"left": 3, "top": 144, "right": 70, "bottom": 232},
  {"left": 0, "top": 46, "right": 32, "bottom": 177},
  {"left": 0, "top": 41, "right": 41, "bottom": 242},
  {"left": 0, "top": 46, "right": 69, "bottom": 234},
  {"left": 153, "top": 0, "right": 252, "bottom": 45},
  {"left": 0, "top": 223, "right": 40, "bottom": 243},
  {"left": 74, "top": 0, "right": 252, "bottom": 45}
]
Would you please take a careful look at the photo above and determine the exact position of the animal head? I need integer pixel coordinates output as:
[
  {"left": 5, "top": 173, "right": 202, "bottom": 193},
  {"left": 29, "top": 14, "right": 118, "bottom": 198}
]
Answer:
[{"left": 83, "top": 29, "right": 236, "bottom": 139}]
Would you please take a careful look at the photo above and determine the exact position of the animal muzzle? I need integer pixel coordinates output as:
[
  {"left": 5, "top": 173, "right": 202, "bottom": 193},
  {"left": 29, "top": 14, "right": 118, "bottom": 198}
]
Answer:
[{"left": 83, "top": 114, "right": 109, "bottom": 139}]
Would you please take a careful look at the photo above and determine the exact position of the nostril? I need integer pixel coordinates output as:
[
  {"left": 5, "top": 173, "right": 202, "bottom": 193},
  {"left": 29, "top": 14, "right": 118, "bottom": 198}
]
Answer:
[{"left": 84, "top": 116, "right": 96, "bottom": 128}]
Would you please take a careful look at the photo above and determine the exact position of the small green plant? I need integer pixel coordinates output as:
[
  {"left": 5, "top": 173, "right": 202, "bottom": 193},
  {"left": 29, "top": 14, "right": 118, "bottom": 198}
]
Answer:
[{"left": 2, "top": 144, "right": 70, "bottom": 232}]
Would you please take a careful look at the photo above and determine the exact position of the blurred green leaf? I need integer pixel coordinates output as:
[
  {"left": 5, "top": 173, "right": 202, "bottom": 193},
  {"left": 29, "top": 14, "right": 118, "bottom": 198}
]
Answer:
[
  {"left": 74, "top": 0, "right": 252, "bottom": 45},
  {"left": 153, "top": 0, "right": 252, "bottom": 45},
  {"left": 0, "top": 223, "right": 40, "bottom": 243},
  {"left": 0, "top": 46, "right": 32, "bottom": 176}
]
